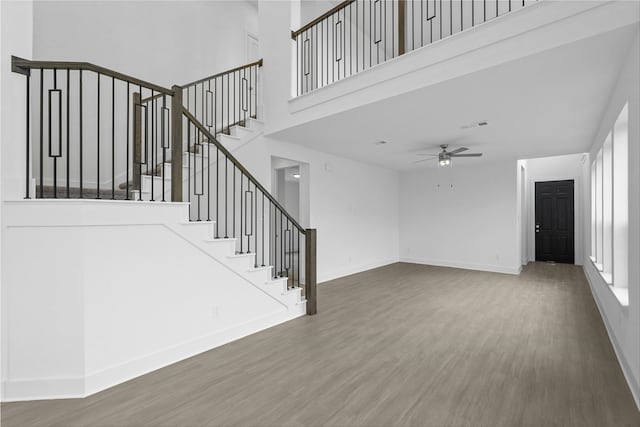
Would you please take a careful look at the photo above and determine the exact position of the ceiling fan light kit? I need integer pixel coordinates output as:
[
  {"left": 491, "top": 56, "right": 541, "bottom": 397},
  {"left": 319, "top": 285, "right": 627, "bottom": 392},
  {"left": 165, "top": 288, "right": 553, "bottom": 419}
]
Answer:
[
  {"left": 438, "top": 154, "right": 452, "bottom": 167},
  {"left": 415, "top": 144, "right": 483, "bottom": 167}
]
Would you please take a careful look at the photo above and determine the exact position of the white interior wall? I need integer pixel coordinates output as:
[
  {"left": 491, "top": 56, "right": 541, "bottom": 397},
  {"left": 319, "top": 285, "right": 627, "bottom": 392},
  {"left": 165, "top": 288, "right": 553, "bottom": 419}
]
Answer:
[
  {"left": 1, "top": 0, "right": 34, "bottom": 402},
  {"left": 399, "top": 160, "right": 520, "bottom": 274},
  {"left": 2, "top": 200, "right": 299, "bottom": 401},
  {"left": 233, "top": 134, "right": 400, "bottom": 283},
  {"left": 520, "top": 153, "right": 587, "bottom": 265},
  {"left": 33, "top": 1, "right": 259, "bottom": 88},
  {"left": 583, "top": 29, "right": 640, "bottom": 409}
]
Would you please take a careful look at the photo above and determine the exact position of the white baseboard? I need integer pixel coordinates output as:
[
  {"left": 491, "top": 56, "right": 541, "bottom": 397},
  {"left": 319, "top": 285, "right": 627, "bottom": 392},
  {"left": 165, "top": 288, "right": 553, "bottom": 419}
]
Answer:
[
  {"left": 319, "top": 257, "right": 400, "bottom": 283},
  {"left": 400, "top": 257, "right": 522, "bottom": 275},
  {"left": 2, "top": 308, "right": 304, "bottom": 402},
  {"left": 3, "top": 376, "right": 85, "bottom": 402},
  {"left": 582, "top": 265, "right": 640, "bottom": 411}
]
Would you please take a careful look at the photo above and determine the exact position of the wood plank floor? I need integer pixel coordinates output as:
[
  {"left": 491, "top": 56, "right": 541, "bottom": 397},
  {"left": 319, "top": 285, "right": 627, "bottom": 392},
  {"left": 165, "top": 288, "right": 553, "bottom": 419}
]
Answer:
[{"left": 3, "top": 262, "right": 639, "bottom": 426}]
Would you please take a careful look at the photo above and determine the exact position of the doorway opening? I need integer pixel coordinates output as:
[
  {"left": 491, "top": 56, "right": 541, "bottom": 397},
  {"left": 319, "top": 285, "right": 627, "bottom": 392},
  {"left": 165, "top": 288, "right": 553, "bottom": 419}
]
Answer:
[
  {"left": 271, "top": 156, "right": 310, "bottom": 283},
  {"left": 535, "top": 180, "right": 575, "bottom": 264}
]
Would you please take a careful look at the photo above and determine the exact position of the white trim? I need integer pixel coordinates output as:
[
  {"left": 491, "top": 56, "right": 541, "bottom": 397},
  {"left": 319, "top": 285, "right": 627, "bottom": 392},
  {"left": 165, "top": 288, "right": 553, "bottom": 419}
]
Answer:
[
  {"left": 319, "top": 258, "right": 399, "bottom": 283},
  {"left": 400, "top": 257, "right": 522, "bottom": 275},
  {"left": 2, "top": 308, "right": 304, "bottom": 402},
  {"left": 582, "top": 265, "right": 638, "bottom": 409}
]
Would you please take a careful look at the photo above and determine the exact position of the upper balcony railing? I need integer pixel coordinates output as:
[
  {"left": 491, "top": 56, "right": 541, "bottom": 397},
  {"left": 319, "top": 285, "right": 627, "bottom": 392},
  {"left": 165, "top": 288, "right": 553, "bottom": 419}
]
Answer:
[{"left": 292, "top": 0, "right": 538, "bottom": 96}]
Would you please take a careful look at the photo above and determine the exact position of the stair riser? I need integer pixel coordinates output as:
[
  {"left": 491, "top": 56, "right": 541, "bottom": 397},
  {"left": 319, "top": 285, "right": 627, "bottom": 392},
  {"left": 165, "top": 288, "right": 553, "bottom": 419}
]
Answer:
[{"left": 202, "top": 239, "right": 237, "bottom": 258}]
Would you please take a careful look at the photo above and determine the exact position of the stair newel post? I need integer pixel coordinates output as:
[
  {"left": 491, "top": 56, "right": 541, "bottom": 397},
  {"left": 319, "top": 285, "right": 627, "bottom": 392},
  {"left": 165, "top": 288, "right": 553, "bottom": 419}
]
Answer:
[
  {"left": 171, "top": 85, "right": 183, "bottom": 202},
  {"left": 305, "top": 228, "right": 317, "bottom": 315},
  {"left": 133, "top": 92, "right": 142, "bottom": 192}
]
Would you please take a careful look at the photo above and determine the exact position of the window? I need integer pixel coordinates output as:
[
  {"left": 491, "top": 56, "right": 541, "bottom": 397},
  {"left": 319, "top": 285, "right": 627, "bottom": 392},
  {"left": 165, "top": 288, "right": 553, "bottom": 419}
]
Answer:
[{"left": 590, "top": 103, "right": 629, "bottom": 302}]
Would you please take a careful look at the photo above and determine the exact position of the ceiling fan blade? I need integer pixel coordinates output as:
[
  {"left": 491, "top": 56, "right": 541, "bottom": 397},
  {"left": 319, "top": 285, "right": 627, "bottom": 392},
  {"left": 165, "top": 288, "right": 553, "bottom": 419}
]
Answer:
[
  {"left": 448, "top": 147, "right": 468, "bottom": 155},
  {"left": 450, "top": 153, "right": 483, "bottom": 157},
  {"left": 412, "top": 158, "right": 433, "bottom": 164},
  {"left": 415, "top": 154, "right": 439, "bottom": 157}
]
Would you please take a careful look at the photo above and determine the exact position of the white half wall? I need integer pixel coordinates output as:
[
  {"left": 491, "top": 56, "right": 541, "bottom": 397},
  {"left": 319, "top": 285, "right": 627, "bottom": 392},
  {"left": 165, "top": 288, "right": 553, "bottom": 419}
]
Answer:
[
  {"left": 583, "top": 28, "right": 640, "bottom": 410},
  {"left": 399, "top": 160, "right": 520, "bottom": 275},
  {"left": 1, "top": 200, "right": 300, "bottom": 402},
  {"left": 1, "top": 0, "right": 34, "bottom": 403}
]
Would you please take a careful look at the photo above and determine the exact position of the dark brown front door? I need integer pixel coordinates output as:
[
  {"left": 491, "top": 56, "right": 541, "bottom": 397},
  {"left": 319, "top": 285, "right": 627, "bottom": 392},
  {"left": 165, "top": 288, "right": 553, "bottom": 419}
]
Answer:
[{"left": 535, "top": 180, "right": 575, "bottom": 264}]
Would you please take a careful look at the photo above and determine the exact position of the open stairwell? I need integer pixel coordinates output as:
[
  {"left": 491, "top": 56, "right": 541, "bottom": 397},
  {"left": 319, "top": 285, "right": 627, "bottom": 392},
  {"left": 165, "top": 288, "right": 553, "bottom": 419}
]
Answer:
[{"left": 6, "top": 56, "right": 316, "bottom": 401}]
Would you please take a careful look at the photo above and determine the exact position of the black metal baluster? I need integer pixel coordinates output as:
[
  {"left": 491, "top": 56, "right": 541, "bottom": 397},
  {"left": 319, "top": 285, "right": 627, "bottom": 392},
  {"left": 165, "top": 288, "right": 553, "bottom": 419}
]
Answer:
[
  {"left": 233, "top": 164, "right": 236, "bottom": 239},
  {"left": 97, "top": 72, "right": 100, "bottom": 199},
  {"left": 162, "top": 94, "right": 167, "bottom": 202},
  {"left": 25, "top": 73, "right": 31, "bottom": 198},
  {"left": 138, "top": 84, "right": 143, "bottom": 201},
  {"left": 262, "top": 192, "right": 265, "bottom": 266},
  {"left": 126, "top": 82, "right": 130, "bottom": 200},
  {"left": 254, "top": 186, "right": 258, "bottom": 266},
  {"left": 66, "top": 69, "right": 70, "bottom": 198},
  {"left": 240, "top": 173, "right": 243, "bottom": 253},
  {"left": 280, "top": 210, "right": 284, "bottom": 279},
  {"left": 350, "top": 3, "right": 352, "bottom": 76},
  {"left": 343, "top": 8, "right": 346, "bottom": 77},
  {"left": 216, "top": 146, "right": 219, "bottom": 238},
  {"left": 227, "top": 73, "right": 229, "bottom": 134},
  {"left": 39, "top": 69, "right": 43, "bottom": 198},
  {"left": 384, "top": 0, "right": 387, "bottom": 62},
  {"left": 248, "top": 68, "right": 252, "bottom": 119},
  {"left": 440, "top": 0, "right": 443, "bottom": 39},
  {"left": 79, "top": 71, "right": 83, "bottom": 198},
  {"left": 326, "top": 18, "right": 329, "bottom": 86},
  {"left": 150, "top": 92, "right": 155, "bottom": 201},
  {"left": 187, "top": 119, "right": 191, "bottom": 217},
  {"left": 199, "top": 129, "right": 204, "bottom": 220},
  {"left": 52, "top": 69, "right": 58, "bottom": 198},
  {"left": 224, "top": 157, "right": 228, "bottom": 238},
  {"left": 297, "top": 228, "right": 301, "bottom": 288},
  {"left": 207, "top": 105, "right": 211, "bottom": 220},
  {"left": 111, "top": 76, "right": 115, "bottom": 199},
  {"left": 369, "top": 0, "right": 373, "bottom": 67},
  {"left": 421, "top": 0, "right": 424, "bottom": 47}
]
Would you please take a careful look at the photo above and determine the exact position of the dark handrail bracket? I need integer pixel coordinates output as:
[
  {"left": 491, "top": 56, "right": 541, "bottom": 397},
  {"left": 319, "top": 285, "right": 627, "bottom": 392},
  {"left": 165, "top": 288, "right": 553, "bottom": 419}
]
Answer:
[{"left": 11, "top": 56, "right": 31, "bottom": 76}]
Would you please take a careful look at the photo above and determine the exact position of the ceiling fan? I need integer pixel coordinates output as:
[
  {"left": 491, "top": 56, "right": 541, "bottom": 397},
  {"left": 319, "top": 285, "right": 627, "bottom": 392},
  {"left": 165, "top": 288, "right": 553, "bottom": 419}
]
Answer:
[{"left": 414, "top": 144, "right": 483, "bottom": 167}]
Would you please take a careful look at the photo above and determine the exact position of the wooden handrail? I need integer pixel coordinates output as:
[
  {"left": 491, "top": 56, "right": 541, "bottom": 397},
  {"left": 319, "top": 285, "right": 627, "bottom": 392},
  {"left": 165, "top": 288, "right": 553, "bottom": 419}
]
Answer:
[
  {"left": 182, "top": 109, "right": 306, "bottom": 234},
  {"left": 11, "top": 56, "right": 174, "bottom": 95},
  {"left": 180, "top": 59, "right": 264, "bottom": 89},
  {"left": 291, "top": 0, "right": 356, "bottom": 39}
]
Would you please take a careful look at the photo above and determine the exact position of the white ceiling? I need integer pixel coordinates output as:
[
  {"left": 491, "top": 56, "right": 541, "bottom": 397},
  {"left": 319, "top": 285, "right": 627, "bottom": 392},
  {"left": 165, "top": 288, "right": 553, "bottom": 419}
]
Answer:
[{"left": 272, "top": 24, "right": 638, "bottom": 171}]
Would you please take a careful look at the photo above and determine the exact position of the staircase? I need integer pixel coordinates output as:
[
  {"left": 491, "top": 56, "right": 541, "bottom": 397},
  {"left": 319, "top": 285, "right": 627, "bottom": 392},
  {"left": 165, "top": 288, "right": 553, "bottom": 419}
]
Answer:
[
  {"left": 132, "top": 116, "right": 265, "bottom": 202},
  {"left": 11, "top": 56, "right": 317, "bottom": 317}
]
